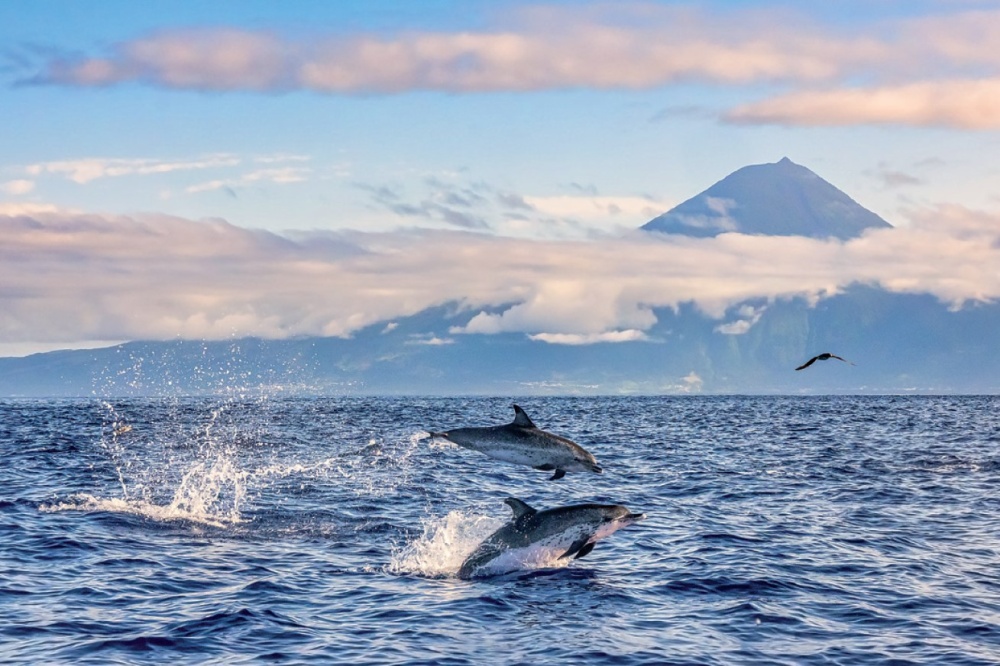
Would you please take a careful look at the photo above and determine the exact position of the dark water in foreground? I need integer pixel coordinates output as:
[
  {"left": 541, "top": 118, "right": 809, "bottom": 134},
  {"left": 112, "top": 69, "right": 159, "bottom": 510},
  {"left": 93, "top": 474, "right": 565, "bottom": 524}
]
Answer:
[{"left": 1, "top": 395, "right": 999, "bottom": 665}]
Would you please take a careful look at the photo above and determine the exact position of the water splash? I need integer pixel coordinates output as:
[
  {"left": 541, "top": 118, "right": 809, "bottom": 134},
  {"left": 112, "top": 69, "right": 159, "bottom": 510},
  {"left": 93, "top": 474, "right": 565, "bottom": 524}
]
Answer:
[
  {"left": 48, "top": 395, "right": 428, "bottom": 529},
  {"left": 43, "top": 395, "right": 268, "bottom": 526},
  {"left": 168, "top": 454, "right": 248, "bottom": 523},
  {"left": 99, "top": 401, "right": 133, "bottom": 499},
  {"left": 42, "top": 449, "right": 253, "bottom": 527},
  {"left": 40, "top": 494, "right": 230, "bottom": 528},
  {"left": 90, "top": 339, "right": 325, "bottom": 398},
  {"left": 387, "top": 510, "right": 503, "bottom": 578}
]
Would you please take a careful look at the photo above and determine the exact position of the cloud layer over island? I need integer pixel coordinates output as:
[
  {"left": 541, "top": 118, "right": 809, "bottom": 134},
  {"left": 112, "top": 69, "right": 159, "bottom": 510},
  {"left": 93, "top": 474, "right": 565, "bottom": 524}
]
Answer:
[{"left": 3, "top": 205, "right": 998, "bottom": 353}]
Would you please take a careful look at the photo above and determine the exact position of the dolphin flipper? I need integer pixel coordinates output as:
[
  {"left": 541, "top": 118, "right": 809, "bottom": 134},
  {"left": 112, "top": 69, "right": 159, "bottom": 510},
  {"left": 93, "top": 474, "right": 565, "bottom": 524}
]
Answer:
[
  {"left": 560, "top": 536, "right": 591, "bottom": 559},
  {"left": 574, "top": 542, "right": 596, "bottom": 560},
  {"left": 532, "top": 464, "right": 565, "bottom": 480}
]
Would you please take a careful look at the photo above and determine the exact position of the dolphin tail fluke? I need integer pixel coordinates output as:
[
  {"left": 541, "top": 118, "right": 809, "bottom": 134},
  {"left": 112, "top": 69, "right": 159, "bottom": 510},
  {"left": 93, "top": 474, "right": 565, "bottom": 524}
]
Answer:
[{"left": 549, "top": 469, "right": 566, "bottom": 481}]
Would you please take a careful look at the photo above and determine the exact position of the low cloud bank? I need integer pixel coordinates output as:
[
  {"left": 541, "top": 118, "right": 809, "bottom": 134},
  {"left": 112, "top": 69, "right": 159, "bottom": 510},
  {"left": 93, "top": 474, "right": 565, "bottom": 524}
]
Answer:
[{"left": 1, "top": 205, "right": 998, "bottom": 351}]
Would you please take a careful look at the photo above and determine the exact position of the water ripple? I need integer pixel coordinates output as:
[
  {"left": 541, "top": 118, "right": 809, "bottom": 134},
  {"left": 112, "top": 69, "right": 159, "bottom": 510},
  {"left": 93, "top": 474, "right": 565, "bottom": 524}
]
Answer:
[{"left": 1, "top": 395, "right": 999, "bottom": 664}]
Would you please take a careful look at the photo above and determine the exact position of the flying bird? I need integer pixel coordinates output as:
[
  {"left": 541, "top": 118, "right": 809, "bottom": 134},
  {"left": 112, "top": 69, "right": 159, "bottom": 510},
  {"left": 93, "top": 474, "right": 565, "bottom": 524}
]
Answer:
[{"left": 795, "top": 353, "right": 855, "bottom": 371}]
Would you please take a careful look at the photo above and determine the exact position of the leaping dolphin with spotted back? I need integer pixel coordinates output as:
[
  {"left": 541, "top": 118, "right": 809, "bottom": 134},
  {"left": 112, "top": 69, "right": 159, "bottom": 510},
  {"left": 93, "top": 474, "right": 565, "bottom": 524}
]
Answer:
[
  {"left": 458, "top": 497, "right": 646, "bottom": 579},
  {"left": 426, "top": 404, "right": 602, "bottom": 480}
]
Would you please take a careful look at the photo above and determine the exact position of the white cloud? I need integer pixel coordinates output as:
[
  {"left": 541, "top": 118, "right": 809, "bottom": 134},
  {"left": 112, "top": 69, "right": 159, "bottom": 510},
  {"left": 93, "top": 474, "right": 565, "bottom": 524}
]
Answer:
[
  {"left": 27, "top": 6, "right": 1000, "bottom": 95},
  {"left": 727, "top": 78, "right": 1000, "bottom": 129},
  {"left": 35, "top": 12, "right": 856, "bottom": 93},
  {"left": 669, "top": 196, "right": 740, "bottom": 233},
  {"left": 186, "top": 166, "right": 311, "bottom": 193},
  {"left": 714, "top": 304, "right": 766, "bottom": 335},
  {"left": 21, "top": 153, "right": 312, "bottom": 189},
  {"left": 1, "top": 206, "right": 999, "bottom": 350},
  {"left": 657, "top": 370, "right": 705, "bottom": 393},
  {"left": 681, "top": 372, "right": 704, "bottom": 392},
  {"left": 358, "top": 177, "right": 665, "bottom": 239},
  {"left": 2, "top": 180, "right": 35, "bottom": 195},
  {"left": 522, "top": 195, "right": 667, "bottom": 219},
  {"left": 25, "top": 155, "right": 241, "bottom": 183},
  {"left": 0, "top": 202, "right": 69, "bottom": 215},
  {"left": 253, "top": 153, "right": 311, "bottom": 164},
  {"left": 406, "top": 334, "right": 454, "bottom": 346},
  {"left": 528, "top": 330, "right": 650, "bottom": 345},
  {"left": 27, "top": 5, "right": 1000, "bottom": 131}
]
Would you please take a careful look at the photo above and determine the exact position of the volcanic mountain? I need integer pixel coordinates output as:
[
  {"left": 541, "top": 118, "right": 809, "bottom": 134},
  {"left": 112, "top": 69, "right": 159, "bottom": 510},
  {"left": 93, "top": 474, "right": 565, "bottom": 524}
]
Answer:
[{"left": 642, "top": 157, "right": 892, "bottom": 239}]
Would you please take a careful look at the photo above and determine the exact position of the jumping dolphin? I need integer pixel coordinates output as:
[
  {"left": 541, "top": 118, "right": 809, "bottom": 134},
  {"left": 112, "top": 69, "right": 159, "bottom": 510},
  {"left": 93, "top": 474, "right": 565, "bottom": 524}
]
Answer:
[
  {"left": 795, "top": 352, "right": 855, "bottom": 371},
  {"left": 426, "top": 404, "right": 601, "bottom": 480},
  {"left": 458, "top": 497, "right": 646, "bottom": 579}
]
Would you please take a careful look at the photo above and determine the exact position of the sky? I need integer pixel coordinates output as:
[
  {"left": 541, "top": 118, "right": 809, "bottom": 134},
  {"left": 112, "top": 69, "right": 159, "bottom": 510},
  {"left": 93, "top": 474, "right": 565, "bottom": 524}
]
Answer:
[{"left": 2, "top": 0, "right": 1000, "bottom": 356}]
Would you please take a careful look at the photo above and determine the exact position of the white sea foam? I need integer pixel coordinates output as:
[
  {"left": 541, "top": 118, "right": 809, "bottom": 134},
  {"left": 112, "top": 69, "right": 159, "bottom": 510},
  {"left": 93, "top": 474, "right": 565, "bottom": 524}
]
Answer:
[
  {"left": 40, "top": 492, "right": 237, "bottom": 528},
  {"left": 41, "top": 451, "right": 252, "bottom": 526},
  {"left": 387, "top": 510, "right": 504, "bottom": 577}
]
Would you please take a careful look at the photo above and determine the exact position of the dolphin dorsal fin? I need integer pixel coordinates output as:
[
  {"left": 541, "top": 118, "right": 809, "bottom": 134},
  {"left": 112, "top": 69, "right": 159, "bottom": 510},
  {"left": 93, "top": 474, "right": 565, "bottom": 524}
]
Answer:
[
  {"left": 511, "top": 404, "right": 536, "bottom": 428},
  {"left": 504, "top": 497, "right": 537, "bottom": 520}
]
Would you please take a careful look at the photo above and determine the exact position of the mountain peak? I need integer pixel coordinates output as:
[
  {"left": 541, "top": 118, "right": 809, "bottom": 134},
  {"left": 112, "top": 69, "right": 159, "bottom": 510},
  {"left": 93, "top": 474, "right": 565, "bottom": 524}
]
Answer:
[{"left": 642, "top": 158, "right": 892, "bottom": 240}]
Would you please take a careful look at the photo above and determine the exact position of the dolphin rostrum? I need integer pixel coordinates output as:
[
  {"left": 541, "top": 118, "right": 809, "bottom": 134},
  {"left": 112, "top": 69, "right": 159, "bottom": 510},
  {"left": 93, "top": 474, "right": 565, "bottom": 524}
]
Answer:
[
  {"left": 426, "top": 404, "right": 602, "bottom": 480},
  {"left": 458, "top": 497, "right": 646, "bottom": 579}
]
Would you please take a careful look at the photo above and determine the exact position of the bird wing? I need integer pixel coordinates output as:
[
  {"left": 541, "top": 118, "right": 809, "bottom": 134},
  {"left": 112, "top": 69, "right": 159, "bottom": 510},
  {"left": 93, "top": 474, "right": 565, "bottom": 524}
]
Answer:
[
  {"left": 795, "top": 355, "right": 819, "bottom": 371},
  {"left": 831, "top": 355, "right": 855, "bottom": 365}
]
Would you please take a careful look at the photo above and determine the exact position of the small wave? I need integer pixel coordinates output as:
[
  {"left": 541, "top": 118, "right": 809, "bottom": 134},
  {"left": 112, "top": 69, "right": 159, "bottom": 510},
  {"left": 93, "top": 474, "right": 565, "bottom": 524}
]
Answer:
[
  {"left": 248, "top": 457, "right": 341, "bottom": 481},
  {"left": 39, "top": 454, "right": 324, "bottom": 527},
  {"left": 39, "top": 493, "right": 240, "bottom": 528}
]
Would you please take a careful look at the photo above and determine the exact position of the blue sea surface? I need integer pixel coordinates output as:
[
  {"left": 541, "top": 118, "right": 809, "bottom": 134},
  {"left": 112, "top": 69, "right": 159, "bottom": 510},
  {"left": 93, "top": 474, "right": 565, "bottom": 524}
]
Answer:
[{"left": 2, "top": 395, "right": 999, "bottom": 665}]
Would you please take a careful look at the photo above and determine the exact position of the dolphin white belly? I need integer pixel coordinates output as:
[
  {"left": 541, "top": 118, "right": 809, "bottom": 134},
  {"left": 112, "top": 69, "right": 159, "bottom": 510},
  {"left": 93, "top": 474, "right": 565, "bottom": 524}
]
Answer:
[
  {"left": 463, "top": 526, "right": 593, "bottom": 577},
  {"left": 457, "top": 498, "right": 646, "bottom": 579}
]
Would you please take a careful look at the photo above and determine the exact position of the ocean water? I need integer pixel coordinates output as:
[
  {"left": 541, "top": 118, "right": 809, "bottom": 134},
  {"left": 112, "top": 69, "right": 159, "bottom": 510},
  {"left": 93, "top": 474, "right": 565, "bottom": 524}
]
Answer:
[{"left": 2, "top": 395, "right": 999, "bottom": 665}]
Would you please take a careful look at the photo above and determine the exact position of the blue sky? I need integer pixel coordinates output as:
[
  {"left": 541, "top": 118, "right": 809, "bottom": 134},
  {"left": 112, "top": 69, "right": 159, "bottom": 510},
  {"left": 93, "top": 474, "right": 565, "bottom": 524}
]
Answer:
[{"left": 2, "top": 1, "right": 1000, "bottom": 355}]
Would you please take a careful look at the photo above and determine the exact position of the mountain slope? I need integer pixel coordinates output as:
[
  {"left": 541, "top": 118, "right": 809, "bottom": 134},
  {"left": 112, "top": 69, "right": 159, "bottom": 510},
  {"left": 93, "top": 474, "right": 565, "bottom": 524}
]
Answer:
[
  {"left": 642, "top": 157, "right": 892, "bottom": 239},
  {"left": 1, "top": 287, "right": 996, "bottom": 396}
]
